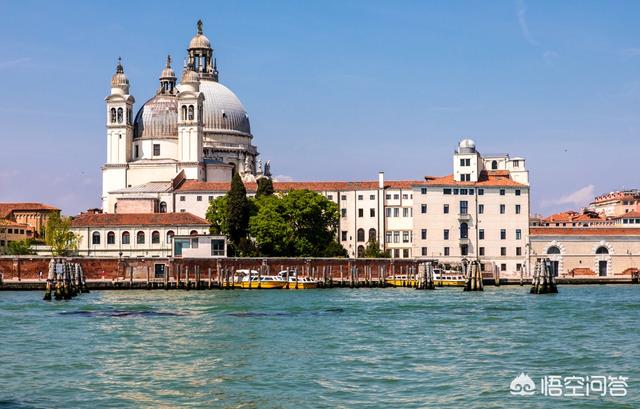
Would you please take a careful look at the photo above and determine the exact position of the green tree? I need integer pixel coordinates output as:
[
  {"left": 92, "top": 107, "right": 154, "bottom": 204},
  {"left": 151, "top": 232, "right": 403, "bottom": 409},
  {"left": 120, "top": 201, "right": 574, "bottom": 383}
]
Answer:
[
  {"left": 205, "top": 195, "right": 228, "bottom": 235},
  {"left": 249, "top": 189, "right": 347, "bottom": 257},
  {"left": 226, "top": 172, "right": 250, "bottom": 252},
  {"left": 6, "top": 239, "right": 35, "bottom": 255},
  {"left": 45, "top": 213, "right": 79, "bottom": 256},
  {"left": 255, "top": 177, "right": 274, "bottom": 198},
  {"left": 363, "top": 239, "right": 389, "bottom": 258}
]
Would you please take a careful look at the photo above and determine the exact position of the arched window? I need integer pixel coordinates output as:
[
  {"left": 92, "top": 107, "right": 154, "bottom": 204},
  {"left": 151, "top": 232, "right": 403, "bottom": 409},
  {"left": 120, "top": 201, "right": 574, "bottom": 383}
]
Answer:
[
  {"left": 547, "top": 246, "right": 561, "bottom": 255},
  {"left": 368, "top": 228, "right": 377, "bottom": 242},
  {"left": 596, "top": 246, "right": 609, "bottom": 255},
  {"left": 190, "top": 230, "right": 198, "bottom": 236},
  {"left": 491, "top": 160, "right": 498, "bottom": 170},
  {"left": 137, "top": 231, "right": 145, "bottom": 244},
  {"left": 159, "top": 202, "right": 167, "bottom": 213},
  {"left": 357, "top": 228, "right": 365, "bottom": 242},
  {"left": 167, "top": 230, "right": 175, "bottom": 243},
  {"left": 122, "top": 231, "right": 130, "bottom": 245},
  {"left": 152, "top": 231, "right": 160, "bottom": 244},
  {"left": 117, "top": 107, "right": 123, "bottom": 123},
  {"left": 92, "top": 231, "right": 101, "bottom": 245},
  {"left": 460, "top": 222, "right": 468, "bottom": 239},
  {"left": 188, "top": 105, "right": 194, "bottom": 120},
  {"left": 181, "top": 105, "right": 187, "bottom": 121},
  {"left": 107, "top": 231, "right": 115, "bottom": 245},
  {"left": 110, "top": 108, "right": 116, "bottom": 123},
  {"left": 357, "top": 245, "right": 365, "bottom": 257}
]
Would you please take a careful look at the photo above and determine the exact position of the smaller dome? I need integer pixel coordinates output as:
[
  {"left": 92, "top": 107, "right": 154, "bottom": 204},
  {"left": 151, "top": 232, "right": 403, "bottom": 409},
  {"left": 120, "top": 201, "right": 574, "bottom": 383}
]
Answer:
[
  {"left": 189, "top": 33, "right": 211, "bottom": 49},
  {"left": 181, "top": 66, "right": 199, "bottom": 84},
  {"left": 111, "top": 60, "right": 129, "bottom": 88},
  {"left": 160, "top": 66, "right": 175, "bottom": 79},
  {"left": 459, "top": 138, "right": 476, "bottom": 149}
]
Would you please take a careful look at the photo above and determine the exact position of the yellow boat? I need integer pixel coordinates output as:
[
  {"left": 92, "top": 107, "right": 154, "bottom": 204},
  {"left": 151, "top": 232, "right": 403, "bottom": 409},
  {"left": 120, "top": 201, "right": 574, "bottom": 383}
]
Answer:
[
  {"left": 277, "top": 271, "right": 319, "bottom": 289},
  {"left": 235, "top": 269, "right": 287, "bottom": 289},
  {"left": 384, "top": 275, "right": 418, "bottom": 287},
  {"left": 433, "top": 269, "right": 466, "bottom": 287}
]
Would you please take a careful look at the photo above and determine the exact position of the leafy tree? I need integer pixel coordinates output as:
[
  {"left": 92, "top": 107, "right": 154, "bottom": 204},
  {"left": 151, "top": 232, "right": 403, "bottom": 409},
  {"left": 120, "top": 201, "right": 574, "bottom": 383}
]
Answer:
[
  {"left": 45, "top": 213, "right": 79, "bottom": 256},
  {"left": 206, "top": 195, "right": 228, "bottom": 235},
  {"left": 226, "top": 172, "right": 251, "bottom": 253},
  {"left": 363, "top": 239, "right": 389, "bottom": 258},
  {"left": 250, "top": 189, "right": 347, "bottom": 257},
  {"left": 255, "top": 177, "right": 274, "bottom": 198},
  {"left": 6, "top": 239, "right": 35, "bottom": 255}
]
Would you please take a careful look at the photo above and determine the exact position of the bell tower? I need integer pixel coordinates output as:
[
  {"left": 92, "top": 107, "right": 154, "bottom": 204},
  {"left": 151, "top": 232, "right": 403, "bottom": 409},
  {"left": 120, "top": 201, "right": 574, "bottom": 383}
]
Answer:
[
  {"left": 103, "top": 58, "right": 135, "bottom": 211},
  {"left": 177, "top": 64, "right": 205, "bottom": 180}
]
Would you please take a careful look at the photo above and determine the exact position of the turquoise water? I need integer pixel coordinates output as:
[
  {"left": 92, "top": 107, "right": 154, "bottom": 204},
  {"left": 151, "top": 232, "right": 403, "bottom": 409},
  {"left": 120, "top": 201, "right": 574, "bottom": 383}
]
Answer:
[{"left": 0, "top": 286, "right": 638, "bottom": 408}]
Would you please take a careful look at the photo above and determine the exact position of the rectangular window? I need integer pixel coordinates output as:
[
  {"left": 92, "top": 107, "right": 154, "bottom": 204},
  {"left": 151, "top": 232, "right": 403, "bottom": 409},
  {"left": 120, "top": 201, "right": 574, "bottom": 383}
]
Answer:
[
  {"left": 394, "top": 194, "right": 399, "bottom": 200},
  {"left": 393, "top": 208, "right": 399, "bottom": 217},
  {"left": 153, "top": 144, "right": 160, "bottom": 156},
  {"left": 394, "top": 249, "right": 400, "bottom": 258},
  {"left": 327, "top": 194, "right": 333, "bottom": 200},
  {"left": 500, "top": 229, "right": 506, "bottom": 240},
  {"left": 402, "top": 194, "right": 408, "bottom": 199},
  {"left": 180, "top": 196, "right": 185, "bottom": 202},
  {"left": 479, "top": 229, "right": 484, "bottom": 240},
  {"left": 453, "top": 188, "right": 459, "bottom": 195},
  {"left": 468, "top": 189, "right": 474, "bottom": 195},
  {"left": 208, "top": 196, "right": 214, "bottom": 201},
  {"left": 393, "top": 231, "right": 400, "bottom": 243},
  {"left": 358, "top": 195, "right": 363, "bottom": 200},
  {"left": 500, "top": 247, "right": 506, "bottom": 256},
  {"left": 515, "top": 204, "right": 521, "bottom": 214},
  {"left": 478, "top": 204, "right": 484, "bottom": 214},
  {"left": 444, "top": 229, "right": 449, "bottom": 240},
  {"left": 461, "top": 244, "right": 468, "bottom": 256},
  {"left": 421, "top": 229, "right": 427, "bottom": 240},
  {"left": 191, "top": 238, "right": 199, "bottom": 249},
  {"left": 135, "top": 145, "right": 139, "bottom": 158},
  {"left": 444, "top": 247, "right": 450, "bottom": 256},
  {"left": 421, "top": 247, "right": 428, "bottom": 256},
  {"left": 421, "top": 187, "right": 427, "bottom": 195},
  {"left": 358, "top": 208, "right": 363, "bottom": 218},
  {"left": 516, "top": 263, "right": 522, "bottom": 271},
  {"left": 478, "top": 188, "right": 484, "bottom": 195},
  {"left": 444, "top": 204, "right": 449, "bottom": 214},
  {"left": 402, "top": 231, "right": 410, "bottom": 243},
  {"left": 385, "top": 232, "right": 392, "bottom": 243},
  {"left": 368, "top": 194, "right": 374, "bottom": 200},
  {"left": 461, "top": 174, "right": 471, "bottom": 182},
  {"left": 460, "top": 188, "right": 468, "bottom": 195},
  {"left": 500, "top": 204, "right": 505, "bottom": 214},
  {"left": 197, "top": 196, "right": 202, "bottom": 202},
  {"left": 500, "top": 189, "right": 506, "bottom": 196},
  {"left": 403, "top": 249, "right": 409, "bottom": 258},
  {"left": 385, "top": 208, "right": 391, "bottom": 217},
  {"left": 341, "top": 209, "right": 347, "bottom": 217},
  {"left": 386, "top": 194, "right": 391, "bottom": 200},
  {"left": 370, "top": 208, "right": 375, "bottom": 217},
  {"left": 459, "top": 200, "right": 468, "bottom": 215},
  {"left": 403, "top": 207, "right": 410, "bottom": 217},
  {"left": 501, "top": 263, "right": 507, "bottom": 272},
  {"left": 180, "top": 209, "right": 186, "bottom": 213},
  {"left": 443, "top": 188, "right": 452, "bottom": 195},
  {"left": 341, "top": 231, "right": 347, "bottom": 241},
  {"left": 341, "top": 195, "right": 347, "bottom": 200},
  {"left": 516, "top": 229, "right": 522, "bottom": 240},
  {"left": 211, "top": 239, "right": 225, "bottom": 256},
  {"left": 515, "top": 189, "right": 521, "bottom": 196},
  {"left": 421, "top": 204, "right": 427, "bottom": 214},
  {"left": 479, "top": 247, "right": 485, "bottom": 256},
  {"left": 516, "top": 247, "right": 522, "bottom": 256}
]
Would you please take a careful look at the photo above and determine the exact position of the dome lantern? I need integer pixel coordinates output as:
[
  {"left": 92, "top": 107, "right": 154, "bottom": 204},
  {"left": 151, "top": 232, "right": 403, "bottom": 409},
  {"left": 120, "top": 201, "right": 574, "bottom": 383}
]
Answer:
[
  {"left": 187, "top": 19, "right": 218, "bottom": 82},
  {"left": 110, "top": 57, "right": 130, "bottom": 95},
  {"left": 159, "top": 54, "right": 177, "bottom": 94}
]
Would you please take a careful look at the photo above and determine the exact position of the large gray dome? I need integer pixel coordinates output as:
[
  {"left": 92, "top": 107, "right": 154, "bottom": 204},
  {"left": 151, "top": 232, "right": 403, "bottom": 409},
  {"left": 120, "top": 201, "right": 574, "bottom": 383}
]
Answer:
[{"left": 199, "top": 80, "right": 251, "bottom": 136}]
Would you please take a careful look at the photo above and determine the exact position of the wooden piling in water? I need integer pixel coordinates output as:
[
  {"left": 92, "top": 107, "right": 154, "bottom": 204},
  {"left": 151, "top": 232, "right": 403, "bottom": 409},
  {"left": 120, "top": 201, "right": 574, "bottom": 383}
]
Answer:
[
  {"left": 530, "top": 258, "right": 558, "bottom": 294},
  {"left": 463, "top": 260, "right": 483, "bottom": 292}
]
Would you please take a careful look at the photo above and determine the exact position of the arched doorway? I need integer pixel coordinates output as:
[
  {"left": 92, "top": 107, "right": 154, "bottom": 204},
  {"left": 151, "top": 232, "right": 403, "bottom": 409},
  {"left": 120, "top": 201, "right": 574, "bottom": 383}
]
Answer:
[
  {"left": 357, "top": 245, "right": 365, "bottom": 258},
  {"left": 491, "top": 160, "right": 498, "bottom": 170},
  {"left": 596, "top": 246, "right": 609, "bottom": 277},
  {"left": 546, "top": 245, "right": 561, "bottom": 277}
]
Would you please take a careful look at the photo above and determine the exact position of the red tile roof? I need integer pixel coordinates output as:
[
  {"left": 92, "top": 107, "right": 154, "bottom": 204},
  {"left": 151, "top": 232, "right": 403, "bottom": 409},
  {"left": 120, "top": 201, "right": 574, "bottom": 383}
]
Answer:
[
  {"left": 71, "top": 212, "right": 209, "bottom": 228},
  {"left": 176, "top": 179, "right": 421, "bottom": 193},
  {"left": 0, "top": 219, "right": 33, "bottom": 229},
  {"left": 421, "top": 170, "right": 527, "bottom": 187},
  {"left": 542, "top": 210, "right": 605, "bottom": 223},
  {"left": 531, "top": 228, "right": 640, "bottom": 236},
  {"left": 618, "top": 211, "right": 640, "bottom": 219},
  {"left": 0, "top": 203, "right": 59, "bottom": 218}
]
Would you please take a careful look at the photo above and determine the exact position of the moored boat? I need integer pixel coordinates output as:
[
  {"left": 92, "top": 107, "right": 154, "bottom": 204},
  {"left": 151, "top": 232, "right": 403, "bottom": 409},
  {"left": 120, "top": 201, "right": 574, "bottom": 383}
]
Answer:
[
  {"left": 235, "top": 269, "right": 287, "bottom": 289},
  {"left": 277, "top": 271, "right": 319, "bottom": 289},
  {"left": 433, "top": 269, "right": 466, "bottom": 287},
  {"left": 384, "top": 274, "right": 418, "bottom": 287}
]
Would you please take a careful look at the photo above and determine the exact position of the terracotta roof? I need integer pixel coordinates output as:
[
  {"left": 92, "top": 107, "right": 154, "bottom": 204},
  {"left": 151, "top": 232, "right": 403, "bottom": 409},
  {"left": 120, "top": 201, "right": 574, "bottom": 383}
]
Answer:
[
  {"left": 618, "top": 211, "right": 640, "bottom": 219},
  {"left": 0, "top": 203, "right": 59, "bottom": 218},
  {"left": 422, "top": 170, "right": 527, "bottom": 188},
  {"left": 71, "top": 212, "right": 209, "bottom": 228},
  {"left": 542, "top": 210, "right": 604, "bottom": 223},
  {"left": 531, "top": 228, "right": 640, "bottom": 236},
  {"left": 0, "top": 219, "right": 33, "bottom": 229},
  {"left": 176, "top": 179, "right": 421, "bottom": 193}
]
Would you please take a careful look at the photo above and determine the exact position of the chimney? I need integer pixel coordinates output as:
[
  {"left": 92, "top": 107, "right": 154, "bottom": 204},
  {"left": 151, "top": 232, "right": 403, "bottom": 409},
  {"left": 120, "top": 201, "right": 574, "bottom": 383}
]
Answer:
[{"left": 378, "top": 171, "right": 384, "bottom": 189}]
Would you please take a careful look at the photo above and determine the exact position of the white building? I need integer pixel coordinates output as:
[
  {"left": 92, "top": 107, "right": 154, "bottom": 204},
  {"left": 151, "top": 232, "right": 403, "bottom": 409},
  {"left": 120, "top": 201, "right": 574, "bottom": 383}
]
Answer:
[{"left": 102, "top": 20, "right": 261, "bottom": 213}]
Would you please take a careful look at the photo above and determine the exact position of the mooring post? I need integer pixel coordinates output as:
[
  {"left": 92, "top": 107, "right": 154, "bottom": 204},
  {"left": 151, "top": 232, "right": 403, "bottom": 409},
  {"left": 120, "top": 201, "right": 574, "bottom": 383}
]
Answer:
[{"left": 43, "top": 258, "right": 55, "bottom": 301}]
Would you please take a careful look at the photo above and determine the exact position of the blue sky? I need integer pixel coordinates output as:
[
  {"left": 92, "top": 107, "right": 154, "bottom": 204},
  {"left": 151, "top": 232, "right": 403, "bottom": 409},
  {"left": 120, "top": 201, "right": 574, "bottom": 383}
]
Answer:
[{"left": 1, "top": 0, "right": 639, "bottom": 215}]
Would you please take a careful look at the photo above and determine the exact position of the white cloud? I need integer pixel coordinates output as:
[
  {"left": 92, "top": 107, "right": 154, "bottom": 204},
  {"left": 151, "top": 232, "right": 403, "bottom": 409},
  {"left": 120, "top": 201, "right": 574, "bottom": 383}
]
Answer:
[
  {"left": 273, "top": 175, "right": 294, "bottom": 182},
  {"left": 541, "top": 185, "right": 595, "bottom": 208},
  {"left": 516, "top": 0, "right": 538, "bottom": 46},
  {"left": 0, "top": 58, "right": 30, "bottom": 70}
]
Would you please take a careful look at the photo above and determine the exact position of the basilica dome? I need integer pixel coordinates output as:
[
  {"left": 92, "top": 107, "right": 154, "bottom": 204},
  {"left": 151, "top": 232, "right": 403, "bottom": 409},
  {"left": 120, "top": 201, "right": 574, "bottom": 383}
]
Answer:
[{"left": 133, "top": 94, "right": 178, "bottom": 140}]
